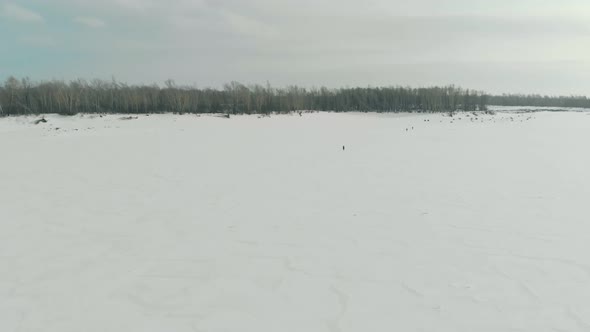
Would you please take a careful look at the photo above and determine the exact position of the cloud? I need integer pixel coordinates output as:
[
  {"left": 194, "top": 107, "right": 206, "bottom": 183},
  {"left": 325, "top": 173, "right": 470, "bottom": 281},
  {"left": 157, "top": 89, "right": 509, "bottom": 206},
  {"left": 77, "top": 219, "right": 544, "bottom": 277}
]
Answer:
[
  {"left": 1, "top": 3, "right": 43, "bottom": 22},
  {"left": 4, "top": 0, "right": 590, "bottom": 94},
  {"left": 222, "top": 12, "right": 278, "bottom": 39},
  {"left": 19, "top": 35, "right": 56, "bottom": 47},
  {"left": 74, "top": 16, "right": 106, "bottom": 28}
]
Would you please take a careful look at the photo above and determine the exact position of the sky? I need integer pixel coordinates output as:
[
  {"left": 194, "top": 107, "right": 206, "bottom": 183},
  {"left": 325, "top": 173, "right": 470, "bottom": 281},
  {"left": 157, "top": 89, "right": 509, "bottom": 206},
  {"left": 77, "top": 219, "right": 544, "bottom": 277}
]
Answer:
[{"left": 1, "top": 0, "right": 590, "bottom": 95}]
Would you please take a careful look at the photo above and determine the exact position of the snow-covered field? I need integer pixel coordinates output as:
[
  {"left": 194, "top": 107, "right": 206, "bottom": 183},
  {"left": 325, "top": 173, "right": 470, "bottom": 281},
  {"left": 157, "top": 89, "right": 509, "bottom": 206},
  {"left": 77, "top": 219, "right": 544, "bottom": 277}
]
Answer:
[{"left": 1, "top": 110, "right": 590, "bottom": 332}]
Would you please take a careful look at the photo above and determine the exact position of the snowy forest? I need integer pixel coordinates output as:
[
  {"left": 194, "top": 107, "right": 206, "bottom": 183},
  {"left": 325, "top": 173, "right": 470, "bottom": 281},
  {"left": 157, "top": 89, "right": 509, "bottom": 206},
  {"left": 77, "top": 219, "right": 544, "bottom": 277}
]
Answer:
[
  {"left": 3, "top": 77, "right": 589, "bottom": 116},
  {"left": 0, "top": 77, "right": 488, "bottom": 116},
  {"left": 489, "top": 94, "right": 590, "bottom": 108}
]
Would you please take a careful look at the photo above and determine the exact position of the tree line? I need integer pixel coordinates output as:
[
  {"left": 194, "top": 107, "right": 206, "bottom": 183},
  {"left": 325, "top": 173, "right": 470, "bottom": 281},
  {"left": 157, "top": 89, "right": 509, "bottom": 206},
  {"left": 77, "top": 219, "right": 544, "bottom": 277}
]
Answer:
[
  {"left": 489, "top": 94, "right": 590, "bottom": 109},
  {"left": 0, "top": 77, "right": 489, "bottom": 116}
]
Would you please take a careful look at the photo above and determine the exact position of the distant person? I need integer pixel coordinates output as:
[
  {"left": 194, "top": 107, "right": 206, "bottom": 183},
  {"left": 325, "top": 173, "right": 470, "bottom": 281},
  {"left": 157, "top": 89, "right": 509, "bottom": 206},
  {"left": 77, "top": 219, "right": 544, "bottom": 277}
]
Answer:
[{"left": 343, "top": 145, "right": 345, "bottom": 151}]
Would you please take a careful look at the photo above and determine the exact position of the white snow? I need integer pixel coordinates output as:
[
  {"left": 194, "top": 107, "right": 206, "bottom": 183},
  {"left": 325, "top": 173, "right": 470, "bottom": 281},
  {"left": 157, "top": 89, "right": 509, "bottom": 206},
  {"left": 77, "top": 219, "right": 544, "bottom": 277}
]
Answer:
[{"left": 1, "top": 111, "right": 590, "bottom": 332}]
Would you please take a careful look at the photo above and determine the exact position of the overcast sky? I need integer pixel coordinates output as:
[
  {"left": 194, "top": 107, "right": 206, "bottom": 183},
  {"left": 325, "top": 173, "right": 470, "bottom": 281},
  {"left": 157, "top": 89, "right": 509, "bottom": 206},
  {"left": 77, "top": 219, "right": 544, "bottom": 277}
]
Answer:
[{"left": 1, "top": 0, "right": 590, "bottom": 94}]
